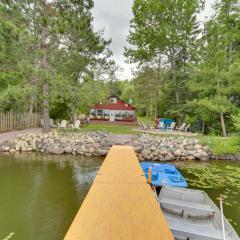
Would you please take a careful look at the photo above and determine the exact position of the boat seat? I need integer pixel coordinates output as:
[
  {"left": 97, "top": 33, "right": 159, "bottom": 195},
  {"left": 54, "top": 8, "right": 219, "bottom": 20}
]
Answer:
[
  {"left": 159, "top": 197, "right": 214, "bottom": 219},
  {"left": 167, "top": 219, "right": 231, "bottom": 240}
]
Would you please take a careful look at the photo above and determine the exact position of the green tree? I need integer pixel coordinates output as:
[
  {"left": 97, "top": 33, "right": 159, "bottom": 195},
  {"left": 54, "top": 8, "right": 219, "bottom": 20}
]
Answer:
[
  {"left": 125, "top": 0, "right": 202, "bottom": 109},
  {"left": 187, "top": 0, "right": 240, "bottom": 136}
]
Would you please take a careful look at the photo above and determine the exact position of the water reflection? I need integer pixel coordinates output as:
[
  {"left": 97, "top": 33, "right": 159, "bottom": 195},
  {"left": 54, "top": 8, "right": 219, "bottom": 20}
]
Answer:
[{"left": 0, "top": 153, "right": 103, "bottom": 240}]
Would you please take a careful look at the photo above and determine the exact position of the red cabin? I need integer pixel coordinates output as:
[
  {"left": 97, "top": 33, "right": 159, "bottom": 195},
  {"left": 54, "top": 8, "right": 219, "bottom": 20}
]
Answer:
[{"left": 90, "top": 96, "right": 136, "bottom": 122}]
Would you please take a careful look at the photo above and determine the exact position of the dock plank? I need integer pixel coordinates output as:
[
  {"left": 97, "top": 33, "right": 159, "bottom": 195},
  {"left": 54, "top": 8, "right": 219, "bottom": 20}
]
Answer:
[{"left": 64, "top": 145, "right": 174, "bottom": 240}]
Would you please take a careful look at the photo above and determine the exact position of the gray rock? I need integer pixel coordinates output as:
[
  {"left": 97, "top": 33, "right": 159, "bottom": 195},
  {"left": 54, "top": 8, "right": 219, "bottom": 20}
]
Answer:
[
  {"left": 64, "top": 146, "right": 72, "bottom": 154},
  {"left": 194, "top": 144, "right": 202, "bottom": 150},
  {"left": 97, "top": 149, "right": 108, "bottom": 156},
  {"left": 159, "top": 148, "right": 169, "bottom": 156},
  {"left": 4, "top": 146, "right": 10, "bottom": 152},
  {"left": 47, "top": 146, "right": 64, "bottom": 154},
  {"left": 174, "top": 149, "right": 182, "bottom": 156},
  {"left": 141, "top": 149, "right": 151, "bottom": 156}
]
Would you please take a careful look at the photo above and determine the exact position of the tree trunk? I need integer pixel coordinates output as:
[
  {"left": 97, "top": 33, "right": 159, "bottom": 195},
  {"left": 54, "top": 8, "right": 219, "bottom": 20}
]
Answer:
[
  {"left": 41, "top": 25, "right": 50, "bottom": 133},
  {"left": 28, "top": 95, "right": 34, "bottom": 115},
  {"left": 154, "top": 90, "right": 158, "bottom": 118},
  {"left": 201, "top": 120, "right": 205, "bottom": 134},
  {"left": 220, "top": 112, "right": 227, "bottom": 137},
  {"left": 146, "top": 105, "right": 149, "bottom": 119},
  {"left": 175, "top": 89, "right": 180, "bottom": 104},
  {"left": 71, "top": 104, "right": 77, "bottom": 123},
  {"left": 43, "top": 83, "right": 50, "bottom": 133}
]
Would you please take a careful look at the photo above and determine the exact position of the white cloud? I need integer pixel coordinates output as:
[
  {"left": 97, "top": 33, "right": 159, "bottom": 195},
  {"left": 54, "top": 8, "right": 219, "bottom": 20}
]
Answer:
[{"left": 92, "top": 0, "right": 216, "bottom": 80}]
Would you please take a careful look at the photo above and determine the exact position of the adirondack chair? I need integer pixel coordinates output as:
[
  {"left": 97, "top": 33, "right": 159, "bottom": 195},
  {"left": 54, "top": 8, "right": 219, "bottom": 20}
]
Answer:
[
  {"left": 58, "top": 120, "right": 67, "bottom": 130},
  {"left": 71, "top": 120, "right": 81, "bottom": 131},
  {"left": 158, "top": 121, "right": 165, "bottom": 130},
  {"left": 184, "top": 124, "right": 190, "bottom": 132},
  {"left": 49, "top": 118, "right": 57, "bottom": 128},
  {"left": 167, "top": 122, "right": 176, "bottom": 131},
  {"left": 41, "top": 118, "right": 56, "bottom": 128},
  {"left": 138, "top": 120, "right": 145, "bottom": 130},
  {"left": 176, "top": 123, "right": 186, "bottom": 131}
]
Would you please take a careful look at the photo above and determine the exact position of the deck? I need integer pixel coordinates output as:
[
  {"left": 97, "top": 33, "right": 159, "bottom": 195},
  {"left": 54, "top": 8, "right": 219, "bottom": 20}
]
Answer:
[{"left": 64, "top": 145, "right": 174, "bottom": 240}]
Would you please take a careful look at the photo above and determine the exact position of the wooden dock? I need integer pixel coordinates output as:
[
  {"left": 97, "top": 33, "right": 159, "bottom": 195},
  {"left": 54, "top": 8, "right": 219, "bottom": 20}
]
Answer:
[{"left": 64, "top": 145, "right": 174, "bottom": 240}]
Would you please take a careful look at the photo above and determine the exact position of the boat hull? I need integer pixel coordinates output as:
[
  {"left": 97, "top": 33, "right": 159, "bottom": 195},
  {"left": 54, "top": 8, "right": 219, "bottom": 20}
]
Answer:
[{"left": 159, "top": 186, "right": 239, "bottom": 240}]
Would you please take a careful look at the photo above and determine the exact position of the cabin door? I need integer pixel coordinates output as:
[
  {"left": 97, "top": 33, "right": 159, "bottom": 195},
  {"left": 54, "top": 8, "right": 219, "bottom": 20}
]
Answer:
[{"left": 110, "top": 111, "right": 115, "bottom": 121}]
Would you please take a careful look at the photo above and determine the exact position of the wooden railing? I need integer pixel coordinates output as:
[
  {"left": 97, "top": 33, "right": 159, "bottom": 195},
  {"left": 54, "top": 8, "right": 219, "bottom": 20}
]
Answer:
[{"left": 0, "top": 112, "right": 41, "bottom": 133}]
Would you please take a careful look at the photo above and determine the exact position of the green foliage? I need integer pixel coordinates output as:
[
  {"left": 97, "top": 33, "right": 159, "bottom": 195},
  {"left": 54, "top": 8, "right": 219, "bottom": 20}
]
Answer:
[
  {"left": 125, "top": 0, "right": 240, "bottom": 135},
  {"left": 0, "top": 0, "right": 115, "bottom": 122},
  {"left": 199, "top": 136, "right": 240, "bottom": 155},
  {"left": 232, "top": 113, "right": 240, "bottom": 131},
  {"left": 180, "top": 163, "right": 240, "bottom": 208}
]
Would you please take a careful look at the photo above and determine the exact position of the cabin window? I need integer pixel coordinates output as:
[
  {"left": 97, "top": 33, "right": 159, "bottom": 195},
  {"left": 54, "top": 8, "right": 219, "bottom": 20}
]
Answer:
[
  {"left": 109, "top": 97, "right": 117, "bottom": 104},
  {"left": 103, "top": 110, "right": 110, "bottom": 116},
  {"left": 90, "top": 109, "right": 96, "bottom": 116},
  {"left": 97, "top": 110, "right": 103, "bottom": 116},
  {"left": 122, "top": 112, "right": 129, "bottom": 118},
  {"left": 115, "top": 112, "right": 122, "bottom": 118}
]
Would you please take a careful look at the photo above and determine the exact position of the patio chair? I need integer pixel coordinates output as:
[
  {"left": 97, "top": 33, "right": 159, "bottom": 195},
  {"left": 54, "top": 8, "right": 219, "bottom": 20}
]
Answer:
[
  {"left": 166, "top": 122, "right": 176, "bottom": 131},
  {"left": 71, "top": 120, "right": 81, "bottom": 131},
  {"left": 145, "top": 122, "right": 152, "bottom": 130},
  {"left": 158, "top": 122, "right": 165, "bottom": 130},
  {"left": 176, "top": 123, "right": 186, "bottom": 131},
  {"left": 41, "top": 118, "right": 56, "bottom": 128},
  {"left": 58, "top": 120, "right": 67, "bottom": 130},
  {"left": 50, "top": 118, "right": 57, "bottom": 128},
  {"left": 138, "top": 120, "right": 145, "bottom": 130},
  {"left": 184, "top": 124, "right": 190, "bottom": 132}
]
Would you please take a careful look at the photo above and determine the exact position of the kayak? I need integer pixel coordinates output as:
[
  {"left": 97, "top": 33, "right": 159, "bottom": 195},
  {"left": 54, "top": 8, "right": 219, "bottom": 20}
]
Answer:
[
  {"left": 140, "top": 162, "right": 188, "bottom": 188},
  {"left": 159, "top": 186, "right": 240, "bottom": 240}
]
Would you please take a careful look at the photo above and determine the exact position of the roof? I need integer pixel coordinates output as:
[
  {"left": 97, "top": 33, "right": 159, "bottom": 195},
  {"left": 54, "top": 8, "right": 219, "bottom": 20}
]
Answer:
[
  {"left": 92, "top": 97, "right": 136, "bottom": 111},
  {"left": 64, "top": 146, "right": 174, "bottom": 240}
]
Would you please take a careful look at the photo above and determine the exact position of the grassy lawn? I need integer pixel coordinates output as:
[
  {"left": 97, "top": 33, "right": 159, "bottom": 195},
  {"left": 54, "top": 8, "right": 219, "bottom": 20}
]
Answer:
[
  {"left": 137, "top": 116, "right": 154, "bottom": 126},
  {"left": 80, "top": 124, "right": 137, "bottom": 134},
  {"left": 199, "top": 135, "right": 240, "bottom": 155}
]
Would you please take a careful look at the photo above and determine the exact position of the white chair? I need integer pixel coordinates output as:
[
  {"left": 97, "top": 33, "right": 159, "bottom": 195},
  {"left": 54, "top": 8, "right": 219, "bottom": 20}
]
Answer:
[
  {"left": 71, "top": 120, "right": 81, "bottom": 131},
  {"left": 158, "top": 122, "right": 165, "bottom": 130},
  {"left": 167, "top": 122, "right": 176, "bottom": 131},
  {"left": 58, "top": 120, "right": 67, "bottom": 130},
  {"left": 49, "top": 118, "right": 57, "bottom": 128},
  {"left": 176, "top": 123, "right": 186, "bottom": 131},
  {"left": 184, "top": 124, "right": 190, "bottom": 132}
]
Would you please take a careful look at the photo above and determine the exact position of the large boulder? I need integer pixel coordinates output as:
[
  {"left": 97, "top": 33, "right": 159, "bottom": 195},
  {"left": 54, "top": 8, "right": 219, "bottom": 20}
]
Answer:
[
  {"left": 47, "top": 145, "right": 64, "bottom": 154},
  {"left": 174, "top": 149, "right": 182, "bottom": 157},
  {"left": 64, "top": 146, "right": 72, "bottom": 154}
]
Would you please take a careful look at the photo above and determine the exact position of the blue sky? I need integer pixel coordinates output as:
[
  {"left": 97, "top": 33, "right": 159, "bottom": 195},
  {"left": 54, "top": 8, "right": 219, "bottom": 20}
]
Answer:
[{"left": 92, "top": 0, "right": 215, "bottom": 80}]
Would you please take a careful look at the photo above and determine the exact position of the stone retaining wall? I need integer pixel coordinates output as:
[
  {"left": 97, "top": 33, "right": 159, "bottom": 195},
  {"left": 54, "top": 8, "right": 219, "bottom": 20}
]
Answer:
[{"left": 0, "top": 132, "right": 239, "bottom": 161}]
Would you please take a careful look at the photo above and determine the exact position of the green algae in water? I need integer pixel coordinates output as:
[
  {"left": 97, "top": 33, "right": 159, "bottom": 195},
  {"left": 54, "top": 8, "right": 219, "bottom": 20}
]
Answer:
[{"left": 179, "top": 161, "right": 240, "bottom": 234}]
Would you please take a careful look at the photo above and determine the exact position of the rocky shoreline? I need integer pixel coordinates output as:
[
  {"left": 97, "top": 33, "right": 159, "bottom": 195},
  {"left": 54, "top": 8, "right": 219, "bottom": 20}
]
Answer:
[{"left": 0, "top": 132, "right": 239, "bottom": 161}]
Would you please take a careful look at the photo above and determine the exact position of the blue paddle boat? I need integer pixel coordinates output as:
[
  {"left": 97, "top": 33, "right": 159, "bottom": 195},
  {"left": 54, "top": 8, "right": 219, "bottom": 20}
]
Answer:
[{"left": 140, "top": 162, "right": 188, "bottom": 188}]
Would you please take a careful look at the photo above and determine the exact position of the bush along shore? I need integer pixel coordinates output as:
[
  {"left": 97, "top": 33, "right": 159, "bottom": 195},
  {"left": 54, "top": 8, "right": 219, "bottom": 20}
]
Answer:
[{"left": 0, "top": 132, "right": 239, "bottom": 161}]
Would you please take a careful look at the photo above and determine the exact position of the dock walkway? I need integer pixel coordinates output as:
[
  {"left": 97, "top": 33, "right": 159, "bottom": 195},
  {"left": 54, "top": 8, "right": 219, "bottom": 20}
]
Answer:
[{"left": 64, "top": 145, "right": 174, "bottom": 240}]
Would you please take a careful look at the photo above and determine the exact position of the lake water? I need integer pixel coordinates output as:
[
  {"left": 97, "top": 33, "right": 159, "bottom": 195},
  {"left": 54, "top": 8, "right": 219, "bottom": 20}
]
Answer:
[
  {"left": 0, "top": 154, "right": 239, "bottom": 239},
  {"left": 0, "top": 153, "right": 102, "bottom": 240}
]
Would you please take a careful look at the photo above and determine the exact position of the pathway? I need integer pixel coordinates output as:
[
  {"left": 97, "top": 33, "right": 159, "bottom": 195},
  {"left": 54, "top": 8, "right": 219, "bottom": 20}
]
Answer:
[
  {"left": 0, "top": 128, "right": 41, "bottom": 144},
  {"left": 108, "top": 133, "right": 136, "bottom": 145}
]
